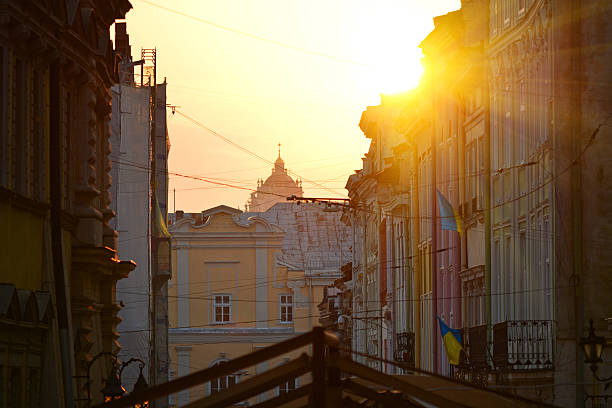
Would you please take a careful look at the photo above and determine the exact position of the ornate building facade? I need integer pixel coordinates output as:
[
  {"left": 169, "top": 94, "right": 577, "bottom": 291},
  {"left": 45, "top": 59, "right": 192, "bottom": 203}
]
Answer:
[
  {"left": 0, "top": 0, "right": 134, "bottom": 406},
  {"left": 347, "top": 1, "right": 612, "bottom": 407},
  {"left": 247, "top": 151, "right": 303, "bottom": 212}
]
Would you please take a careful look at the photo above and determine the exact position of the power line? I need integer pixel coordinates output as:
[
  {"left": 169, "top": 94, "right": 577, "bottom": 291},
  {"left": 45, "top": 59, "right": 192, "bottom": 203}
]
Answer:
[
  {"left": 116, "top": 279, "right": 607, "bottom": 308},
  {"left": 174, "top": 109, "right": 345, "bottom": 196},
  {"left": 134, "top": 0, "right": 368, "bottom": 67}
]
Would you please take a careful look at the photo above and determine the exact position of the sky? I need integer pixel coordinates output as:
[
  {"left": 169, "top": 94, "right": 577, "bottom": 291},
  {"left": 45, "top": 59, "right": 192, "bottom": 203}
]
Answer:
[{"left": 121, "top": 0, "right": 460, "bottom": 212}]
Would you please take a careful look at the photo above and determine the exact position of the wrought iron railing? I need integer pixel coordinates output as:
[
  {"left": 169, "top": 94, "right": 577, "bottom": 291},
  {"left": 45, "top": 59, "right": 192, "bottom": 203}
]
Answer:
[
  {"left": 452, "top": 325, "right": 490, "bottom": 387},
  {"left": 464, "top": 324, "right": 489, "bottom": 367},
  {"left": 493, "top": 320, "right": 554, "bottom": 370},
  {"left": 585, "top": 394, "right": 611, "bottom": 408},
  {"left": 394, "top": 331, "right": 415, "bottom": 366}
]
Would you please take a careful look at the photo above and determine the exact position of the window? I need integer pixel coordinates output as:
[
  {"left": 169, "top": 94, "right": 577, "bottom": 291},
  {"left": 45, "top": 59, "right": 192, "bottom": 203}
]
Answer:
[
  {"left": 213, "top": 294, "right": 231, "bottom": 324},
  {"left": 278, "top": 378, "right": 296, "bottom": 395},
  {"left": 14, "top": 58, "right": 27, "bottom": 195},
  {"left": 210, "top": 361, "right": 236, "bottom": 394},
  {"left": 519, "top": 79, "right": 526, "bottom": 163},
  {"left": 280, "top": 294, "right": 293, "bottom": 323},
  {"left": 0, "top": 46, "right": 6, "bottom": 187},
  {"left": 504, "top": 87, "right": 512, "bottom": 167}
]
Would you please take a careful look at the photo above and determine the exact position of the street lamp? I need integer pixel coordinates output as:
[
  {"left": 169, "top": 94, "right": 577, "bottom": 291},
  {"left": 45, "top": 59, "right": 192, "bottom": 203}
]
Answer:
[
  {"left": 88, "top": 352, "right": 124, "bottom": 405},
  {"left": 580, "top": 319, "right": 611, "bottom": 386},
  {"left": 87, "top": 353, "right": 150, "bottom": 407},
  {"left": 119, "top": 358, "right": 150, "bottom": 408},
  {"left": 101, "top": 364, "right": 126, "bottom": 403}
]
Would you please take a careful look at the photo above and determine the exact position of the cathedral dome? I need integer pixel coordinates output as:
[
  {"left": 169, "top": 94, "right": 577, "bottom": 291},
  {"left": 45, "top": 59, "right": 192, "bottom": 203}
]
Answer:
[
  {"left": 274, "top": 155, "right": 285, "bottom": 171},
  {"left": 247, "top": 147, "right": 303, "bottom": 212}
]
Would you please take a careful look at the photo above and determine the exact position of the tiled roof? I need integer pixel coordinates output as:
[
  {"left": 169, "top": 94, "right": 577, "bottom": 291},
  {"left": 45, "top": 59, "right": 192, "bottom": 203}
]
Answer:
[{"left": 240, "top": 202, "right": 352, "bottom": 271}]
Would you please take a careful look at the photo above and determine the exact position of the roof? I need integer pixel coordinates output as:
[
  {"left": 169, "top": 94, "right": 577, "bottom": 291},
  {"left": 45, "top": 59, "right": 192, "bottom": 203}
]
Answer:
[
  {"left": 201, "top": 204, "right": 242, "bottom": 217},
  {"left": 239, "top": 202, "right": 352, "bottom": 271}
]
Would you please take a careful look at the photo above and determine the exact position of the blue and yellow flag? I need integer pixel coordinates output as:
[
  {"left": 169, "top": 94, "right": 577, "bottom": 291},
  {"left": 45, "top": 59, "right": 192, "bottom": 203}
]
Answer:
[
  {"left": 436, "top": 189, "right": 462, "bottom": 234},
  {"left": 437, "top": 316, "right": 463, "bottom": 366},
  {"left": 154, "top": 196, "right": 171, "bottom": 239}
]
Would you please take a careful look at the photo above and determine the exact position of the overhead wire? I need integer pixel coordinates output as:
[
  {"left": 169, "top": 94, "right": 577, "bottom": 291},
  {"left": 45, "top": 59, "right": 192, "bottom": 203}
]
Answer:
[
  {"left": 134, "top": 0, "right": 369, "bottom": 67},
  {"left": 173, "top": 109, "right": 345, "bottom": 196}
]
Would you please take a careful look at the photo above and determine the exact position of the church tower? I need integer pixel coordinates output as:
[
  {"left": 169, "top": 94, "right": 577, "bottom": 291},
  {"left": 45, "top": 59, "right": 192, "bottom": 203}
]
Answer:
[{"left": 247, "top": 146, "right": 303, "bottom": 212}]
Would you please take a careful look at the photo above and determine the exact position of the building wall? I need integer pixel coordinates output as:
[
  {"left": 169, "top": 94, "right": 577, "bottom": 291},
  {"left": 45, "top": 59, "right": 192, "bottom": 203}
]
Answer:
[
  {"left": 167, "top": 205, "right": 337, "bottom": 406},
  {"left": 112, "top": 83, "right": 152, "bottom": 388},
  {"left": 346, "top": 1, "right": 612, "bottom": 407},
  {"left": 0, "top": 0, "right": 134, "bottom": 406},
  {"left": 551, "top": 0, "right": 612, "bottom": 406}
]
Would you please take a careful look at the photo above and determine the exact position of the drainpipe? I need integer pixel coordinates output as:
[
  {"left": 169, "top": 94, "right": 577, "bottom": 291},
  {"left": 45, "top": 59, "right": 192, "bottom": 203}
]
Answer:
[
  {"left": 408, "top": 140, "right": 420, "bottom": 367},
  {"left": 431, "top": 78, "right": 439, "bottom": 373},
  {"left": 569, "top": 0, "right": 584, "bottom": 405},
  {"left": 50, "top": 63, "right": 75, "bottom": 408},
  {"left": 483, "top": 42, "right": 493, "bottom": 352}
]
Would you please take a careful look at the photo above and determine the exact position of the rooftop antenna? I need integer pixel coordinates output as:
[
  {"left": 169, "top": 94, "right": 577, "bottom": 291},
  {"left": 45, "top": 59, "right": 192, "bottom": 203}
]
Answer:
[{"left": 278, "top": 142, "right": 281, "bottom": 158}]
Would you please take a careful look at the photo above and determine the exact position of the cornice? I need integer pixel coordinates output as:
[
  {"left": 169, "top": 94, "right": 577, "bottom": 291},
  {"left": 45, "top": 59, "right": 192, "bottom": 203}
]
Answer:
[
  {"left": 487, "top": 0, "right": 547, "bottom": 56},
  {"left": 169, "top": 327, "right": 302, "bottom": 344},
  {"left": 0, "top": 187, "right": 50, "bottom": 217},
  {"left": 170, "top": 212, "right": 285, "bottom": 234}
]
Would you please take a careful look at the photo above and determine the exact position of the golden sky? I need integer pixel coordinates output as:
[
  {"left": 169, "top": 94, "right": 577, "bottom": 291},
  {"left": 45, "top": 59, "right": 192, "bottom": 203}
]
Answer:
[{"left": 122, "top": 0, "right": 460, "bottom": 212}]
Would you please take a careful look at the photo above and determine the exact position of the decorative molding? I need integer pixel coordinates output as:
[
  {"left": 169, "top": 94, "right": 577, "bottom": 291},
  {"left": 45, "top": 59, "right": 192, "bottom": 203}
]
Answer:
[
  {"left": 169, "top": 328, "right": 300, "bottom": 344},
  {"left": 169, "top": 208, "right": 284, "bottom": 234}
]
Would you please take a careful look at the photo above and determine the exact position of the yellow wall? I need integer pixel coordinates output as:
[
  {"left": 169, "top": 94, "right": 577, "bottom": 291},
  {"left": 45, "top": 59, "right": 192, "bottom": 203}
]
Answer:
[
  {"left": 0, "top": 203, "right": 45, "bottom": 291},
  {"left": 168, "top": 208, "right": 326, "bottom": 406}
]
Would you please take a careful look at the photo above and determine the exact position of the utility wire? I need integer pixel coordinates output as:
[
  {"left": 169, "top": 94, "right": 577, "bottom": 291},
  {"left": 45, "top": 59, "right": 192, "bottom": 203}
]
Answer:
[
  {"left": 174, "top": 109, "right": 345, "bottom": 196},
  {"left": 135, "top": 0, "right": 368, "bottom": 67}
]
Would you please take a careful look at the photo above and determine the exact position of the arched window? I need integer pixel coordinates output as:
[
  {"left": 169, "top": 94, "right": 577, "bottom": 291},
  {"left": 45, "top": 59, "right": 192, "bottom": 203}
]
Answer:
[{"left": 209, "top": 361, "right": 236, "bottom": 394}]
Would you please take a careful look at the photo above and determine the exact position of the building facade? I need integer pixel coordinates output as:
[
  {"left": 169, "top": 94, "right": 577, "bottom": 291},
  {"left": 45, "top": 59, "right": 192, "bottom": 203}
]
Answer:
[
  {"left": 347, "top": 1, "right": 612, "bottom": 407},
  {"left": 0, "top": 0, "right": 134, "bottom": 406},
  {"left": 167, "top": 202, "right": 351, "bottom": 406},
  {"left": 110, "top": 22, "right": 172, "bottom": 397}
]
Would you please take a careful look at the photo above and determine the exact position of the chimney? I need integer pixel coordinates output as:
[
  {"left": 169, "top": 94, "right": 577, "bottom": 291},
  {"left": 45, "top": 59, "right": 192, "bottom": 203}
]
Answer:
[
  {"left": 114, "top": 22, "right": 131, "bottom": 60},
  {"left": 114, "top": 22, "right": 134, "bottom": 84}
]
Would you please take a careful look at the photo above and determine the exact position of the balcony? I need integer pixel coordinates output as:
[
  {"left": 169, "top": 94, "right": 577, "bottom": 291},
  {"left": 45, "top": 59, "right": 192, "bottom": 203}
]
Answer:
[
  {"left": 452, "top": 325, "right": 490, "bottom": 387},
  {"left": 394, "top": 331, "right": 415, "bottom": 367},
  {"left": 585, "top": 394, "right": 611, "bottom": 408},
  {"left": 463, "top": 324, "right": 489, "bottom": 367},
  {"left": 493, "top": 320, "right": 554, "bottom": 370}
]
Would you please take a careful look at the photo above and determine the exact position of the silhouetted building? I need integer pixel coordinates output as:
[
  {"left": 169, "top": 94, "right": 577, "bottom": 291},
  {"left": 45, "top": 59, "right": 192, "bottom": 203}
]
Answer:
[{"left": 0, "top": 0, "right": 134, "bottom": 406}]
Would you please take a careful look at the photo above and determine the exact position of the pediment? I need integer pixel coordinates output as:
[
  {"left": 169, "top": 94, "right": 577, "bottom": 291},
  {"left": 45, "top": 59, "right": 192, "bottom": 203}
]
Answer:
[
  {"left": 51, "top": 0, "right": 65, "bottom": 23},
  {"left": 17, "top": 289, "right": 38, "bottom": 323},
  {"left": 65, "top": 0, "right": 79, "bottom": 26},
  {"left": 0, "top": 284, "right": 20, "bottom": 320},
  {"left": 69, "top": 3, "right": 86, "bottom": 39},
  {"left": 169, "top": 207, "right": 284, "bottom": 234}
]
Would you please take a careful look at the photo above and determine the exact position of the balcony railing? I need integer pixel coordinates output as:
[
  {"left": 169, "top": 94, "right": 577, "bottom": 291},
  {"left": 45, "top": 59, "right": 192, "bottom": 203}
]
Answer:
[
  {"left": 585, "top": 394, "right": 611, "bottom": 408},
  {"left": 394, "top": 331, "right": 415, "bottom": 367},
  {"left": 452, "top": 325, "right": 490, "bottom": 387},
  {"left": 463, "top": 324, "right": 489, "bottom": 367},
  {"left": 493, "top": 320, "right": 554, "bottom": 370}
]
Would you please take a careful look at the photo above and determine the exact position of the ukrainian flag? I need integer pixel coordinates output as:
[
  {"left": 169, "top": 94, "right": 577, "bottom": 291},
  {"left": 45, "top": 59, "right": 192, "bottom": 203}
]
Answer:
[
  {"left": 437, "top": 316, "right": 463, "bottom": 366},
  {"left": 436, "top": 189, "right": 462, "bottom": 234}
]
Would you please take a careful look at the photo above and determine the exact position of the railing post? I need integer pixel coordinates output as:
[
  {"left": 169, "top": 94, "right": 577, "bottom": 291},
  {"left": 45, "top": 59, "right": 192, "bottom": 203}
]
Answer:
[
  {"left": 326, "top": 343, "right": 342, "bottom": 406},
  {"left": 312, "top": 327, "right": 325, "bottom": 408}
]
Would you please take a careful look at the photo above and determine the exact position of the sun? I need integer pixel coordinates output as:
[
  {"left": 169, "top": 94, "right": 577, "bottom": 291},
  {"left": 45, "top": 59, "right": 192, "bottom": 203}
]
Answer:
[{"left": 373, "top": 56, "right": 424, "bottom": 94}]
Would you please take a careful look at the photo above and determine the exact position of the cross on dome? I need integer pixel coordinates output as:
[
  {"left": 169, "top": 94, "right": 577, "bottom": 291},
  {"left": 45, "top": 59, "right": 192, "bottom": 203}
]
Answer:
[{"left": 274, "top": 143, "right": 285, "bottom": 171}]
